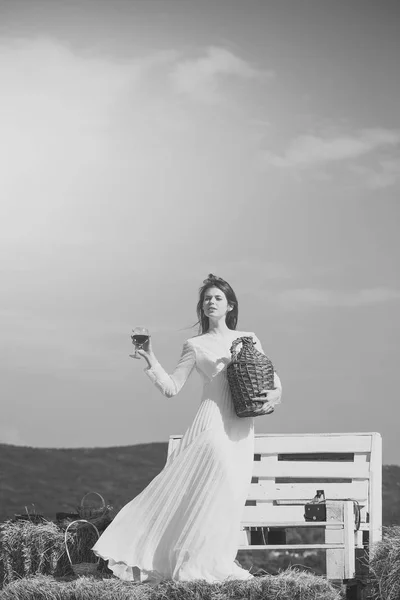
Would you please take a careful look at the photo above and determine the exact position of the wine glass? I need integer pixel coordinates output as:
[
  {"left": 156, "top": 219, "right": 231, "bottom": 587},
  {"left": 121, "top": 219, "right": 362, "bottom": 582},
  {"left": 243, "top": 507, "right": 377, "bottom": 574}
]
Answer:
[{"left": 130, "top": 327, "right": 150, "bottom": 359}]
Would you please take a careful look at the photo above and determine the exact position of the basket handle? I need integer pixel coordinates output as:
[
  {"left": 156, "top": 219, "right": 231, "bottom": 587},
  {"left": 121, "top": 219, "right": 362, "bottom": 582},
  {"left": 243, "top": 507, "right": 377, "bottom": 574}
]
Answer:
[
  {"left": 230, "top": 336, "right": 254, "bottom": 360},
  {"left": 80, "top": 491, "right": 106, "bottom": 512},
  {"left": 64, "top": 519, "right": 100, "bottom": 567}
]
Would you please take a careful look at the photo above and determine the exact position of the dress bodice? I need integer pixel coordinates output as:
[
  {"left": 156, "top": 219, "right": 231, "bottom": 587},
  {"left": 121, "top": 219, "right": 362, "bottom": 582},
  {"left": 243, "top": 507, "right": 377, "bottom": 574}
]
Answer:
[{"left": 190, "top": 332, "right": 260, "bottom": 382}]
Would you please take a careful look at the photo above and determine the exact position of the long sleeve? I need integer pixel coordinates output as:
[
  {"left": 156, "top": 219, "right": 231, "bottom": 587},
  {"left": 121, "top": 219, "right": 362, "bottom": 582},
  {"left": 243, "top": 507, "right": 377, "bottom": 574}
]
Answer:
[
  {"left": 144, "top": 340, "right": 196, "bottom": 398},
  {"left": 251, "top": 332, "right": 282, "bottom": 402}
]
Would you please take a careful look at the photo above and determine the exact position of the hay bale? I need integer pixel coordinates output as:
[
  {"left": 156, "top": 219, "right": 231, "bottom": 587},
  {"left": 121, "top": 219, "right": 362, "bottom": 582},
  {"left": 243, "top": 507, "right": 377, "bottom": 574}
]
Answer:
[
  {"left": 0, "top": 569, "right": 342, "bottom": 600},
  {"left": 369, "top": 525, "right": 400, "bottom": 600},
  {"left": 222, "top": 569, "right": 342, "bottom": 600},
  {"left": 0, "top": 519, "right": 103, "bottom": 584},
  {"left": 0, "top": 520, "right": 67, "bottom": 584}
]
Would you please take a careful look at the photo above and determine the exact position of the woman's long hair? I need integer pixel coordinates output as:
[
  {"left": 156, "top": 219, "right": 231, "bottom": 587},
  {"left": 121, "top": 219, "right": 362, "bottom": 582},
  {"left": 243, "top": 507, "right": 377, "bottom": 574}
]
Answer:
[{"left": 195, "top": 274, "right": 238, "bottom": 334}]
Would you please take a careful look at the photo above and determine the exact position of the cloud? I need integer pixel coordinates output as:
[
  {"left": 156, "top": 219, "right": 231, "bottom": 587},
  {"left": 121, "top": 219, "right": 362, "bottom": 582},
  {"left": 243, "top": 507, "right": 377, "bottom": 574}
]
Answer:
[
  {"left": 265, "top": 128, "right": 400, "bottom": 168},
  {"left": 0, "top": 37, "right": 154, "bottom": 243},
  {"left": 0, "top": 37, "right": 267, "bottom": 254},
  {"left": 0, "top": 38, "right": 211, "bottom": 256},
  {"left": 274, "top": 287, "right": 400, "bottom": 309},
  {"left": 349, "top": 158, "right": 400, "bottom": 189},
  {"left": 169, "top": 46, "right": 272, "bottom": 104},
  {"left": 0, "top": 38, "right": 177, "bottom": 172}
]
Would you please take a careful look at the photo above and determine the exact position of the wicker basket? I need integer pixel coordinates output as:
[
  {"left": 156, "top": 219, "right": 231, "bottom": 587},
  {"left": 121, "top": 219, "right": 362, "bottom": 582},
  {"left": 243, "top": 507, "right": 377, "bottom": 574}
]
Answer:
[
  {"left": 77, "top": 492, "right": 112, "bottom": 530},
  {"left": 64, "top": 519, "right": 100, "bottom": 577},
  {"left": 56, "top": 512, "right": 80, "bottom": 530},
  {"left": 227, "top": 336, "right": 275, "bottom": 417}
]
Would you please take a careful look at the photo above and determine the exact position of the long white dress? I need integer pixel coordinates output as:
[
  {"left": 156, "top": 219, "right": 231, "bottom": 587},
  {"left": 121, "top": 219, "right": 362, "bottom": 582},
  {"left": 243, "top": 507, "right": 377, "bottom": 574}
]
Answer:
[{"left": 92, "top": 330, "right": 282, "bottom": 583}]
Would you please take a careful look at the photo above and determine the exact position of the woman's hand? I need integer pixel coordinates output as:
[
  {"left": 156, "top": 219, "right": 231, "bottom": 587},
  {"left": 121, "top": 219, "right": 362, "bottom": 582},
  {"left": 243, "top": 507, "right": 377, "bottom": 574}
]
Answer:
[
  {"left": 135, "top": 337, "right": 157, "bottom": 368},
  {"left": 249, "top": 387, "right": 282, "bottom": 415},
  {"left": 256, "top": 387, "right": 282, "bottom": 406},
  {"left": 257, "top": 401, "right": 275, "bottom": 415}
]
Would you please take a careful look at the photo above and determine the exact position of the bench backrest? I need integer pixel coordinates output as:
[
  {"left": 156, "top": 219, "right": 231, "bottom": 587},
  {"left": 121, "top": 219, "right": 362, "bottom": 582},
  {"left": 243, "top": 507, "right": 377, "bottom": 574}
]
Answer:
[{"left": 167, "top": 432, "right": 382, "bottom": 545}]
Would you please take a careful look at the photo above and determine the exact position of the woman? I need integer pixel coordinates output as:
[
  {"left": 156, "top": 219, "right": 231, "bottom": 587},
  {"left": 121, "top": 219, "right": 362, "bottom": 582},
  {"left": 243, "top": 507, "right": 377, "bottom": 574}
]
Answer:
[{"left": 92, "top": 274, "right": 282, "bottom": 583}]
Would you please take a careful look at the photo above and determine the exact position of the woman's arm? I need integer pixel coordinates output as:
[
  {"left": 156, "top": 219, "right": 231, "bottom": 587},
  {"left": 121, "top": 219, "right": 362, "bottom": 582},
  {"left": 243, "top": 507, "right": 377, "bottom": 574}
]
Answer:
[{"left": 138, "top": 339, "right": 196, "bottom": 398}]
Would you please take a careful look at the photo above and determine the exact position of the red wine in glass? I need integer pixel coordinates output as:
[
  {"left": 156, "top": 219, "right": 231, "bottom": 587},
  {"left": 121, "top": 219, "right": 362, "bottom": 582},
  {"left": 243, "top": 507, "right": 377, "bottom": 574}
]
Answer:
[
  {"left": 130, "top": 327, "right": 150, "bottom": 359},
  {"left": 132, "top": 335, "right": 149, "bottom": 345}
]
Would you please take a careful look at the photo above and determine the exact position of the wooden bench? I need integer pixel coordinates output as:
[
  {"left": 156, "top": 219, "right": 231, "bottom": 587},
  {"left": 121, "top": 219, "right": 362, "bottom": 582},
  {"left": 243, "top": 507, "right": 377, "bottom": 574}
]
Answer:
[{"left": 168, "top": 432, "right": 382, "bottom": 593}]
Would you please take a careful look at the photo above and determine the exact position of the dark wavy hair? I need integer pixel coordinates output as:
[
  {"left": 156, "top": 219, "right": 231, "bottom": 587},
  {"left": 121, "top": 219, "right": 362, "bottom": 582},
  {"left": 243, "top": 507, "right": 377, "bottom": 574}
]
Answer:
[{"left": 195, "top": 274, "right": 238, "bottom": 334}]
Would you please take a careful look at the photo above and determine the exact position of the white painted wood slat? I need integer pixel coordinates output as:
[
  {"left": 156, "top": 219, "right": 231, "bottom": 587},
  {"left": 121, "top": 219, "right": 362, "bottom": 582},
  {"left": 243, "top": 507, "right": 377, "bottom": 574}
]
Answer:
[
  {"left": 254, "top": 434, "right": 374, "bottom": 454},
  {"left": 243, "top": 504, "right": 307, "bottom": 522},
  {"left": 242, "top": 521, "right": 344, "bottom": 528},
  {"left": 253, "top": 460, "right": 370, "bottom": 479},
  {"left": 325, "top": 502, "right": 345, "bottom": 579},
  {"left": 246, "top": 481, "right": 369, "bottom": 501},
  {"left": 369, "top": 432, "right": 383, "bottom": 544},
  {"left": 238, "top": 544, "right": 345, "bottom": 550},
  {"left": 343, "top": 501, "right": 356, "bottom": 579}
]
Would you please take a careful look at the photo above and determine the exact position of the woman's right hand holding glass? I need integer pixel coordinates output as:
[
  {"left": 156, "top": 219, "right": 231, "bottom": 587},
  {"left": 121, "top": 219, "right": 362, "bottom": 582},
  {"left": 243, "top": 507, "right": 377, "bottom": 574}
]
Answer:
[{"left": 136, "top": 337, "right": 156, "bottom": 367}]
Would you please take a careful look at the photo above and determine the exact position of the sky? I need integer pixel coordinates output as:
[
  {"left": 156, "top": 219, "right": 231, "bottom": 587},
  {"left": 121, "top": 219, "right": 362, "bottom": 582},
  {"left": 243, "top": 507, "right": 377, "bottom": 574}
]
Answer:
[{"left": 1, "top": 0, "right": 400, "bottom": 464}]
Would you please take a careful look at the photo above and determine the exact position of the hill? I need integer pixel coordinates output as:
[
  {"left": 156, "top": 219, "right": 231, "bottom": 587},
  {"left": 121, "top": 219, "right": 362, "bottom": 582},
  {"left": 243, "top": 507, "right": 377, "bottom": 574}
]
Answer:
[
  {"left": 382, "top": 464, "right": 400, "bottom": 525},
  {"left": 1, "top": 443, "right": 400, "bottom": 526},
  {"left": 0, "top": 442, "right": 167, "bottom": 522}
]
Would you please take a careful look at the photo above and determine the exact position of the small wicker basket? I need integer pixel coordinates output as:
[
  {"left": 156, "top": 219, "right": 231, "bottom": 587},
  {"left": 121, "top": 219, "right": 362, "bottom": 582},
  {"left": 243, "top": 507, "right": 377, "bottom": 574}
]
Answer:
[
  {"left": 227, "top": 336, "right": 275, "bottom": 417},
  {"left": 77, "top": 492, "right": 112, "bottom": 530},
  {"left": 64, "top": 519, "right": 100, "bottom": 577}
]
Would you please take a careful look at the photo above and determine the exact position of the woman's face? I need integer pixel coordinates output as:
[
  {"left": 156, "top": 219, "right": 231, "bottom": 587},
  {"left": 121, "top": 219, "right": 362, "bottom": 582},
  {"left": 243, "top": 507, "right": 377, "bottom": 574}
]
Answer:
[{"left": 202, "top": 286, "right": 231, "bottom": 320}]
